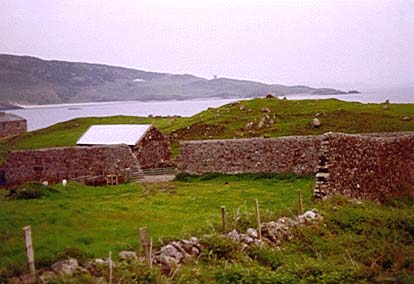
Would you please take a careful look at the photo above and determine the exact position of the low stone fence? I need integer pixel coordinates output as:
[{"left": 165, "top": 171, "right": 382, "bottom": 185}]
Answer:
[
  {"left": 314, "top": 132, "right": 414, "bottom": 202},
  {"left": 5, "top": 145, "right": 141, "bottom": 186},
  {"left": 176, "top": 135, "right": 323, "bottom": 175}
]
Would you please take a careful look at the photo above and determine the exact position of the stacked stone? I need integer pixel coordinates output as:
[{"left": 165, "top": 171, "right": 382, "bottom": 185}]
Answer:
[
  {"left": 5, "top": 145, "right": 141, "bottom": 186},
  {"left": 228, "top": 209, "right": 322, "bottom": 250},
  {"left": 313, "top": 133, "right": 332, "bottom": 199},
  {"left": 314, "top": 132, "right": 414, "bottom": 202},
  {"left": 153, "top": 237, "right": 201, "bottom": 275},
  {"left": 134, "top": 126, "right": 172, "bottom": 169},
  {"left": 177, "top": 135, "right": 323, "bottom": 175}
]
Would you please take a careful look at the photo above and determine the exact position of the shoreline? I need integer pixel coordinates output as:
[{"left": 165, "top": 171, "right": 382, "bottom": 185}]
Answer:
[{"left": 14, "top": 92, "right": 353, "bottom": 109}]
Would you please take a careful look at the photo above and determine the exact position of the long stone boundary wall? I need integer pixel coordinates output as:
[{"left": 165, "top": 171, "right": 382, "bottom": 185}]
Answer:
[
  {"left": 177, "top": 136, "right": 323, "bottom": 175},
  {"left": 5, "top": 145, "right": 141, "bottom": 186},
  {"left": 314, "top": 132, "right": 414, "bottom": 202}
]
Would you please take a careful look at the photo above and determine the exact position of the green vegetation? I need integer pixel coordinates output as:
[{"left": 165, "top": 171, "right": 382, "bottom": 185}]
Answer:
[
  {"left": 0, "top": 174, "right": 314, "bottom": 269},
  {"left": 1, "top": 98, "right": 414, "bottom": 160},
  {"left": 1, "top": 175, "right": 414, "bottom": 283},
  {"left": 1, "top": 98, "right": 414, "bottom": 282},
  {"left": 5, "top": 182, "right": 59, "bottom": 200}
]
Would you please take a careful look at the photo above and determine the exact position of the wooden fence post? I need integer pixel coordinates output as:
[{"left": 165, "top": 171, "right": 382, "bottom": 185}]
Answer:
[
  {"left": 298, "top": 191, "right": 303, "bottom": 215},
  {"left": 254, "top": 199, "right": 262, "bottom": 240},
  {"left": 109, "top": 251, "right": 112, "bottom": 284},
  {"left": 221, "top": 206, "right": 227, "bottom": 235},
  {"left": 22, "top": 225, "right": 35, "bottom": 278},
  {"left": 140, "top": 227, "right": 151, "bottom": 266}
]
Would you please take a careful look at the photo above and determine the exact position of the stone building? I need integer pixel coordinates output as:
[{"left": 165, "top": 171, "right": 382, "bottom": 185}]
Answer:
[
  {"left": 77, "top": 124, "right": 171, "bottom": 169},
  {"left": 0, "top": 112, "right": 27, "bottom": 138}
]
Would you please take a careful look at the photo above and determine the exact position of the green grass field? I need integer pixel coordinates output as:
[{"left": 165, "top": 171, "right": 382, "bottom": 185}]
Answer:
[
  {"left": 0, "top": 174, "right": 314, "bottom": 269},
  {"left": 1, "top": 98, "right": 414, "bottom": 160},
  {"left": 1, "top": 175, "right": 414, "bottom": 283}
]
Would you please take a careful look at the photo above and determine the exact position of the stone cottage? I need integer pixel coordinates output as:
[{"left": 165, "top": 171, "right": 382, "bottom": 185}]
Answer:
[
  {"left": 77, "top": 124, "right": 172, "bottom": 169},
  {"left": 0, "top": 112, "right": 27, "bottom": 138}
]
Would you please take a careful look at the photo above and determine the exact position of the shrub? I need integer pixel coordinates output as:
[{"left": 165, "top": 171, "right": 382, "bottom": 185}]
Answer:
[
  {"left": 247, "top": 246, "right": 283, "bottom": 270},
  {"left": 6, "top": 183, "right": 58, "bottom": 200},
  {"left": 200, "top": 235, "right": 241, "bottom": 261},
  {"left": 0, "top": 262, "right": 24, "bottom": 284},
  {"left": 113, "top": 262, "right": 165, "bottom": 284},
  {"left": 214, "top": 264, "right": 300, "bottom": 284}
]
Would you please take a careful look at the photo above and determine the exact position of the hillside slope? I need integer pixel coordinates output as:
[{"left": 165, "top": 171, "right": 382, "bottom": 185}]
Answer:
[
  {"left": 1, "top": 97, "right": 413, "bottom": 161},
  {"left": 0, "top": 54, "right": 347, "bottom": 105}
]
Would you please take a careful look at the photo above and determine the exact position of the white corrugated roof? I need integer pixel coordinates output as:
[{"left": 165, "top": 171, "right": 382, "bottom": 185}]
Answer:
[{"left": 76, "top": 124, "right": 152, "bottom": 146}]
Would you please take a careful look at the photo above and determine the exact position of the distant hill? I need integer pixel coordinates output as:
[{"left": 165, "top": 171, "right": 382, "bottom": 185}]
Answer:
[{"left": 0, "top": 54, "right": 348, "bottom": 105}]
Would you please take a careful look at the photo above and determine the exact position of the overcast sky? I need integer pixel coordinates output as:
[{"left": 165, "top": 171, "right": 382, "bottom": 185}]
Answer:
[{"left": 1, "top": 0, "right": 413, "bottom": 89}]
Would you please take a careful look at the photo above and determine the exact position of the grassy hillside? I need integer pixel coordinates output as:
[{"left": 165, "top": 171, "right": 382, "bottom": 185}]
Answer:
[
  {"left": 0, "top": 54, "right": 345, "bottom": 105},
  {"left": 1, "top": 98, "right": 414, "bottom": 161}
]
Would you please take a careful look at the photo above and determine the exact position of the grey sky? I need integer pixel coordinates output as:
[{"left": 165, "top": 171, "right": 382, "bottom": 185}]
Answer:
[{"left": 1, "top": 0, "right": 413, "bottom": 88}]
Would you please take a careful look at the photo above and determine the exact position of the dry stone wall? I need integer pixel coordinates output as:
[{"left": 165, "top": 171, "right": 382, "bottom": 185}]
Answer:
[
  {"left": 5, "top": 145, "right": 141, "bottom": 185},
  {"left": 314, "top": 132, "right": 414, "bottom": 202},
  {"left": 177, "top": 136, "right": 323, "bottom": 175},
  {"left": 134, "top": 126, "right": 172, "bottom": 169},
  {"left": 0, "top": 120, "right": 27, "bottom": 138}
]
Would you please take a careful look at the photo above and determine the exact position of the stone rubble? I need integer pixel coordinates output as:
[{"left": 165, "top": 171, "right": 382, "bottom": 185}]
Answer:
[
  {"left": 153, "top": 209, "right": 322, "bottom": 274},
  {"left": 35, "top": 210, "right": 322, "bottom": 282},
  {"left": 118, "top": 250, "right": 138, "bottom": 261},
  {"left": 51, "top": 258, "right": 79, "bottom": 276}
]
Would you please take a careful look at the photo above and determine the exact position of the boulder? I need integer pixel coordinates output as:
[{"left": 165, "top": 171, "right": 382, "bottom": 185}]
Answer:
[
  {"left": 311, "top": 118, "right": 321, "bottom": 128},
  {"left": 246, "top": 228, "right": 259, "bottom": 239},
  {"left": 159, "top": 244, "right": 184, "bottom": 262},
  {"left": 227, "top": 229, "right": 240, "bottom": 242},
  {"left": 303, "top": 210, "right": 317, "bottom": 220},
  {"left": 403, "top": 116, "right": 411, "bottom": 121},
  {"left": 118, "top": 251, "right": 137, "bottom": 261},
  {"left": 239, "top": 105, "right": 245, "bottom": 111},
  {"left": 189, "top": 237, "right": 200, "bottom": 247},
  {"left": 191, "top": 246, "right": 201, "bottom": 256},
  {"left": 245, "top": 121, "right": 254, "bottom": 129},
  {"left": 159, "top": 255, "right": 179, "bottom": 276},
  {"left": 51, "top": 258, "right": 79, "bottom": 276},
  {"left": 261, "top": 107, "right": 271, "bottom": 113},
  {"left": 241, "top": 235, "right": 254, "bottom": 244},
  {"left": 179, "top": 240, "right": 194, "bottom": 254}
]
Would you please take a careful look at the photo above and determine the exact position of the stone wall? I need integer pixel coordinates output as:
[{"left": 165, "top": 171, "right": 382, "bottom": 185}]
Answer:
[
  {"left": 134, "top": 126, "right": 172, "bottom": 169},
  {"left": 314, "top": 132, "right": 414, "bottom": 202},
  {"left": 0, "top": 119, "right": 27, "bottom": 138},
  {"left": 5, "top": 145, "right": 141, "bottom": 185},
  {"left": 177, "top": 136, "right": 322, "bottom": 175}
]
